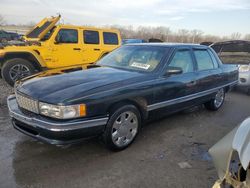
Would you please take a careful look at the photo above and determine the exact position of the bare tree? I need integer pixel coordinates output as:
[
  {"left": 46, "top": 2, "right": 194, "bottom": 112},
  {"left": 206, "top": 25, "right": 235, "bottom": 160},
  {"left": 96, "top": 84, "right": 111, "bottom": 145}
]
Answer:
[
  {"left": 177, "top": 29, "right": 189, "bottom": 43},
  {"left": 190, "top": 29, "right": 204, "bottom": 43},
  {"left": 231, "top": 32, "right": 242, "bottom": 40},
  {"left": 244, "top": 34, "right": 250, "bottom": 41},
  {"left": 0, "top": 15, "right": 5, "bottom": 25}
]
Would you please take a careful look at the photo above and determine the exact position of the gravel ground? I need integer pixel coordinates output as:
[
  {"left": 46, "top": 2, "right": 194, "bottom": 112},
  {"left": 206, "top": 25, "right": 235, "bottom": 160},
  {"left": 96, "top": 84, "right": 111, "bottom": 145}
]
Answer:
[{"left": 0, "top": 79, "right": 13, "bottom": 106}]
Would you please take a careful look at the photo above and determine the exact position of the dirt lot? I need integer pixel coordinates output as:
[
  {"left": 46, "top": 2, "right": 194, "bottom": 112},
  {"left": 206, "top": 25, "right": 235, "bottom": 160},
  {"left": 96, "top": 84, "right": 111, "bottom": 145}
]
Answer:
[{"left": 0, "top": 78, "right": 250, "bottom": 188}]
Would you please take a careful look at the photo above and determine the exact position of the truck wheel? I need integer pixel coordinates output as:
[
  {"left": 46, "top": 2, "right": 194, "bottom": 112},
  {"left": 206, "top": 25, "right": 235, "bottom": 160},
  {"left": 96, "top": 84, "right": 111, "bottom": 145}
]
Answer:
[
  {"left": 204, "top": 88, "right": 225, "bottom": 111},
  {"left": 1, "top": 58, "right": 36, "bottom": 86},
  {"left": 103, "top": 105, "right": 141, "bottom": 151}
]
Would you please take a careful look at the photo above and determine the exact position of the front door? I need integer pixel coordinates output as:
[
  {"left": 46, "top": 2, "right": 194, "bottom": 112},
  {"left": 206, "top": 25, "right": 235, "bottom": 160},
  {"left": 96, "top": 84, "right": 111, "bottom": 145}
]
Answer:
[
  {"left": 49, "top": 28, "right": 83, "bottom": 68},
  {"left": 151, "top": 48, "right": 197, "bottom": 114}
]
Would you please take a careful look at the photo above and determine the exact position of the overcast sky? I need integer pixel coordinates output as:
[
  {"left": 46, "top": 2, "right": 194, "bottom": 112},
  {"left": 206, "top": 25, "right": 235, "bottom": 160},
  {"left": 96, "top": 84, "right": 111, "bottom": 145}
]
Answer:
[{"left": 0, "top": 0, "right": 250, "bottom": 36}]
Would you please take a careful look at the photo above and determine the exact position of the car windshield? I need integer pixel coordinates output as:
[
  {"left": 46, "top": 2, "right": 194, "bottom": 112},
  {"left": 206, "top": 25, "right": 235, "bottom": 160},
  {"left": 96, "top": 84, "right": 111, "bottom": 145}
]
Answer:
[{"left": 97, "top": 46, "right": 167, "bottom": 72}]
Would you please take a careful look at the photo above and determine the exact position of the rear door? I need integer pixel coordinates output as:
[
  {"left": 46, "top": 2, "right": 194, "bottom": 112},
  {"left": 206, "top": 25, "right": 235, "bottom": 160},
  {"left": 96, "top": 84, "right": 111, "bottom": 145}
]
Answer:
[
  {"left": 81, "top": 30, "right": 102, "bottom": 64},
  {"left": 193, "top": 48, "right": 223, "bottom": 92}
]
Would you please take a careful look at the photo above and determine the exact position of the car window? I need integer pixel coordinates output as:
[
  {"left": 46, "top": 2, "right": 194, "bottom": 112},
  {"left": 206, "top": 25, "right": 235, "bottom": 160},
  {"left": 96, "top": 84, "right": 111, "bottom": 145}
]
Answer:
[
  {"left": 84, "top": 30, "right": 99, "bottom": 44},
  {"left": 103, "top": 32, "right": 118, "bottom": 45},
  {"left": 97, "top": 46, "right": 167, "bottom": 72},
  {"left": 208, "top": 50, "right": 219, "bottom": 68},
  {"left": 194, "top": 50, "right": 214, "bottom": 71},
  {"left": 56, "top": 29, "right": 78, "bottom": 43},
  {"left": 168, "top": 50, "right": 194, "bottom": 73}
]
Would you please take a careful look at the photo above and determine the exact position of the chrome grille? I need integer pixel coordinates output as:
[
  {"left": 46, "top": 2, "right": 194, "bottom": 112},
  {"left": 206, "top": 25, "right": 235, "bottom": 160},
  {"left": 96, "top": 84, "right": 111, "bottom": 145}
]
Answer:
[{"left": 16, "top": 93, "right": 39, "bottom": 114}]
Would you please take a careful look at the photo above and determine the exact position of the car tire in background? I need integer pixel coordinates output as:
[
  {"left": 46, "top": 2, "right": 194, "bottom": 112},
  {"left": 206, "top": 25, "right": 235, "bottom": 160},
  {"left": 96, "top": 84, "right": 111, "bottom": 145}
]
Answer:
[
  {"left": 247, "top": 88, "right": 250, "bottom": 96},
  {"left": 204, "top": 88, "right": 225, "bottom": 111},
  {"left": 103, "top": 104, "right": 141, "bottom": 151},
  {"left": 1, "top": 58, "right": 36, "bottom": 86}
]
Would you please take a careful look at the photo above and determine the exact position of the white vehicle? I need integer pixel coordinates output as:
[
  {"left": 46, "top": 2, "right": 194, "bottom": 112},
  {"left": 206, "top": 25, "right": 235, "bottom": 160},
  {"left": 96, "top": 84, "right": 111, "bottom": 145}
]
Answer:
[
  {"left": 209, "top": 117, "right": 250, "bottom": 188},
  {"left": 238, "top": 64, "right": 250, "bottom": 95},
  {"left": 211, "top": 40, "right": 250, "bottom": 95}
]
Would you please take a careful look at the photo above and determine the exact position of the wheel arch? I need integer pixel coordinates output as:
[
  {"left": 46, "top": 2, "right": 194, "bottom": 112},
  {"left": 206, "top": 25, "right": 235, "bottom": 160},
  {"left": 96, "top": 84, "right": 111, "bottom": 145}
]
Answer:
[
  {"left": 2, "top": 52, "right": 45, "bottom": 71},
  {"left": 107, "top": 97, "right": 149, "bottom": 122}
]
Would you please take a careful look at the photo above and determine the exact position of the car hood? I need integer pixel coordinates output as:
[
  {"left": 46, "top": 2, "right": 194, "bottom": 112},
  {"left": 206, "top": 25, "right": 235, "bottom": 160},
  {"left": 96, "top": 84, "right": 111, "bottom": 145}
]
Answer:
[
  {"left": 16, "top": 67, "right": 147, "bottom": 104},
  {"left": 24, "top": 15, "right": 60, "bottom": 41}
]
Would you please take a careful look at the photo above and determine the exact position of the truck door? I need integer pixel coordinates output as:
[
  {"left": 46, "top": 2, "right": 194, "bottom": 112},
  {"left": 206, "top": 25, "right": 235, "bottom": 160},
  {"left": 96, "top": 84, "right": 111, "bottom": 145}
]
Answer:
[
  {"left": 81, "top": 30, "right": 103, "bottom": 64},
  {"left": 48, "top": 28, "right": 83, "bottom": 68}
]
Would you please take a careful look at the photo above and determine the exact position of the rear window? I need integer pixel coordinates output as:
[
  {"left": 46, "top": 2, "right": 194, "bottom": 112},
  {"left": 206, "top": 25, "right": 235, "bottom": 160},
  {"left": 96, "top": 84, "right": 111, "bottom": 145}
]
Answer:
[
  {"left": 84, "top": 30, "right": 99, "bottom": 44},
  {"left": 103, "top": 32, "right": 119, "bottom": 45},
  {"left": 194, "top": 50, "right": 214, "bottom": 71}
]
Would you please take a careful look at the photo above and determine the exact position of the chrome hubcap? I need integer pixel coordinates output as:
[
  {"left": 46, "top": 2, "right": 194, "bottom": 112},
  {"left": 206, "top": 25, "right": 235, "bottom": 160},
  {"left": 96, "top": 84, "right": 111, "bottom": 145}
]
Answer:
[
  {"left": 112, "top": 111, "right": 138, "bottom": 147},
  {"left": 9, "top": 64, "right": 31, "bottom": 81},
  {"left": 214, "top": 89, "right": 224, "bottom": 108}
]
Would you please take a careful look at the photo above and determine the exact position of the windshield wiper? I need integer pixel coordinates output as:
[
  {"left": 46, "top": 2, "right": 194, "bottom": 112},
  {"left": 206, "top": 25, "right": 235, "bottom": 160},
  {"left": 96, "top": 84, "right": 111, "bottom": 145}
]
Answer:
[{"left": 87, "top": 64, "right": 102, "bottom": 69}]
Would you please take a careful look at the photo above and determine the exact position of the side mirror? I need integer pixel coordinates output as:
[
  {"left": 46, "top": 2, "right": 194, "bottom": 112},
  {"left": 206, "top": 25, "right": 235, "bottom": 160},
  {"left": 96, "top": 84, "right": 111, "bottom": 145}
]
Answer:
[{"left": 165, "top": 66, "right": 183, "bottom": 76}]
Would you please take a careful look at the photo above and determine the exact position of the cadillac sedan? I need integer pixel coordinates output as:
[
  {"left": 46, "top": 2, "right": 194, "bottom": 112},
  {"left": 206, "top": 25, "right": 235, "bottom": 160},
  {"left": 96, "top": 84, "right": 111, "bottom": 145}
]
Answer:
[{"left": 8, "top": 43, "right": 238, "bottom": 150}]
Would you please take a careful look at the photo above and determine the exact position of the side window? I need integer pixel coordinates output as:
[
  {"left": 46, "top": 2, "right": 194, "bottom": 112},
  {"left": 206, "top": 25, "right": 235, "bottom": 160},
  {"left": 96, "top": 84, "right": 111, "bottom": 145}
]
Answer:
[
  {"left": 208, "top": 49, "right": 219, "bottom": 68},
  {"left": 168, "top": 50, "right": 194, "bottom": 73},
  {"left": 56, "top": 29, "right": 78, "bottom": 43},
  {"left": 84, "top": 30, "right": 99, "bottom": 44},
  {"left": 194, "top": 50, "right": 214, "bottom": 71},
  {"left": 103, "top": 32, "right": 118, "bottom": 45}
]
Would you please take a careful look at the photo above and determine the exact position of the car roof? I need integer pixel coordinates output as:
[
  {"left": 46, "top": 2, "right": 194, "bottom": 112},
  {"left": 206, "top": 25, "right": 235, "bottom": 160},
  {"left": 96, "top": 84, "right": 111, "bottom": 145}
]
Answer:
[{"left": 125, "top": 42, "right": 208, "bottom": 48}]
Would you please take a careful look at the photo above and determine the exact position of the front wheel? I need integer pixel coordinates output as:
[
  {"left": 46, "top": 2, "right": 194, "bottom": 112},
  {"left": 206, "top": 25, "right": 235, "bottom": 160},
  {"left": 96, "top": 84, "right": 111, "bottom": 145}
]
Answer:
[
  {"left": 103, "top": 105, "right": 141, "bottom": 151},
  {"left": 1, "top": 58, "right": 36, "bottom": 86},
  {"left": 204, "top": 88, "right": 225, "bottom": 111}
]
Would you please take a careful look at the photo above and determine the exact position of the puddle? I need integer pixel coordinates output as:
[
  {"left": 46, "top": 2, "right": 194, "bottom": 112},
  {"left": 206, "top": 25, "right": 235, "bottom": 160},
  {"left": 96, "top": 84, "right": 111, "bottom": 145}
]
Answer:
[{"left": 182, "top": 143, "right": 212, "bottom": 161}]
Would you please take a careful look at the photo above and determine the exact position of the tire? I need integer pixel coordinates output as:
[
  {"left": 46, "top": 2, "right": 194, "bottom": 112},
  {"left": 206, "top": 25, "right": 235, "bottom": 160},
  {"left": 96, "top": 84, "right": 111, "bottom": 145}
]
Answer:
[
  {"left": 1, "top": 58, "right": 36, "bottom": 86},
  {"left": 204, "top": 88, "right": 225, "bottom": 111},
  {"left": 103, "top": 104, "right": 141, "bottom": 151},
  {"left": 247, "top": 88, "right": 250, "bottom": 96}
]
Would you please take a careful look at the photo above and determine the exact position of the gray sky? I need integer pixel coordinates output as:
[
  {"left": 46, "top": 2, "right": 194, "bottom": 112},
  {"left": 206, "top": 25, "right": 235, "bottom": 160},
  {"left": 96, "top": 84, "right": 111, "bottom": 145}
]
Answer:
[{"left": 0, "top": 0, "right": 250, "bottom": 36}]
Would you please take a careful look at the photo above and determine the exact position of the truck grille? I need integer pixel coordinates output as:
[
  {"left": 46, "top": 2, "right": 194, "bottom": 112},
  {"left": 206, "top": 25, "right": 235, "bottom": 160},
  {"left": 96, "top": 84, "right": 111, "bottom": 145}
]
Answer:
[{"left": 16, "top": 93, "right": 39, "bottom": 114}]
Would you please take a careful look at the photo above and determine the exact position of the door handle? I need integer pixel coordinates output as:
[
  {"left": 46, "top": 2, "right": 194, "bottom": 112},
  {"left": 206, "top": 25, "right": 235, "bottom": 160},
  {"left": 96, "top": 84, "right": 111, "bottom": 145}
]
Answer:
[
  {"left": 187, "top": 80, "right": 197, "bottom": 87},
  {"left": 94, "top": 48, "right": 100, "bottom": 51},
  {"left": 73, "top": 48, "right": 81, "bottom": 51}
]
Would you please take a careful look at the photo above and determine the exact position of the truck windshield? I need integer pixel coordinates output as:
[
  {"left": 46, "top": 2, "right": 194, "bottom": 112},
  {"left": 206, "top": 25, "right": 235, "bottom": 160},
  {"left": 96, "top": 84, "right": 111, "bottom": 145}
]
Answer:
[{"left": 97, "top": 46, "right": 167, "bottom": 72}]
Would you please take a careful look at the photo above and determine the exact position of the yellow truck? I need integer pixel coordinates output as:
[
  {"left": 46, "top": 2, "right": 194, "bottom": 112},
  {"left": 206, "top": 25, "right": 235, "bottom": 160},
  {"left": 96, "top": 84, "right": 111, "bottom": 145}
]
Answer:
[{"left": 0, "top": 15, "right": 121, "bottom": 86}]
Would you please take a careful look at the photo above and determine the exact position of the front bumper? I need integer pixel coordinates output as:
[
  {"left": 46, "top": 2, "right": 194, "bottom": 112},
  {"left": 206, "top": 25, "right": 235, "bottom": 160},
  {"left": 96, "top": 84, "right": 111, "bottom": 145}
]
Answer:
[{"left": 7, "top": 95, "right": 108, "bottom": 145}]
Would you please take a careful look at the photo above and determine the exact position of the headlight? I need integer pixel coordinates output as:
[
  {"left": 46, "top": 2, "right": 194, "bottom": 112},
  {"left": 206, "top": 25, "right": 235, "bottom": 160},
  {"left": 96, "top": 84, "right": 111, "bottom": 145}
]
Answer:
[
  {"left": 39, "top": 102, "right": 86, "bottom": 119},
  {"left": 239, "top": 65, "right": 250, "bottom": 72}
]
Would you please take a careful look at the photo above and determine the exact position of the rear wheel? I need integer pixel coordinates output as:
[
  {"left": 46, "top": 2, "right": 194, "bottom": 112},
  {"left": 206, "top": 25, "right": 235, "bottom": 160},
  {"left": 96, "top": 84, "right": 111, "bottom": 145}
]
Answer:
[
  {"left": 103, "top": 105, "right": 141, "bottom": 151},
  {"left": 1, "top": 58, "right": 36, "bottom": 86},
  {"left": 204, "top": 88, "right": 225, "bottom": 111}
]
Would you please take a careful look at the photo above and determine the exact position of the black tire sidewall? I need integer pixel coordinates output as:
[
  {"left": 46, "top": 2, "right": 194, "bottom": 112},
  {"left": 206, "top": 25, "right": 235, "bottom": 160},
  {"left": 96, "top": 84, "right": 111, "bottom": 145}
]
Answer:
[
  {"left": 103, "top": 105, "right": 141, "bottom": 151},
  {"left": 1, "top": 58, "right": 36, "bottom": 86},
  {"left": 205, "top": 89, "right": 225, "bottom": 111}
]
